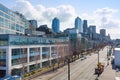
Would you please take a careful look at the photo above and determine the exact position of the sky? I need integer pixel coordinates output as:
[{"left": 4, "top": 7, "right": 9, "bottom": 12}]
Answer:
[{"left": 0, "top": 0, "right": 120, "bottom": 39}]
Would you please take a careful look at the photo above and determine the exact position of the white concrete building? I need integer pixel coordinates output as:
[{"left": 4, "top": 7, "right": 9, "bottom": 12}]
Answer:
[{"left": 0, "top": 34, "right": 68, "bottom": 77}]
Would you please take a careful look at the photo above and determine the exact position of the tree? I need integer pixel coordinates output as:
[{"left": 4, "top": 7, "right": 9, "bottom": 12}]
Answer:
[
  {"left": 19, "top": 48, "right": 27, "bottom": 76},
  {"left": 34, "top": 47, "right": 40, "bottom": 70},
  {"left": 47, "top": 47, "right": 50, "bottom": 67}
]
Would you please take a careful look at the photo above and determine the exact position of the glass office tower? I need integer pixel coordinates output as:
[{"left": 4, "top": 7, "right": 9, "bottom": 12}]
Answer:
[
  {"left": 75, "top": 17, "right": 83, "bottom": 33},
  {"left": 52, "top": 17, "right": 60, "bottom": 33}
]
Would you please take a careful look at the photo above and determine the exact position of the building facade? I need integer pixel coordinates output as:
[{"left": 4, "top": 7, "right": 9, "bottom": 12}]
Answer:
[
  {"left": 0, "top": 34, "right": 68, "bottom": 77},
  {"left": 0, "top": 3, "right": 28, "bottom": 34},
  {"left": 83, "top": 20, "right": 88, "bottom": 34},
  {"left": 52, "top": 17, "right": 60, "bottom": 33},
  {"left": 75, "top": 17, "right": 83, "bottom": 33},
  {"left": 100, "top": 29, "right": 106, "bottom": 37},
  {"left": 89, "top": 25, "right": 96, "bottom": 33},
  {"left": 88, "top": 25, "right": 96, "bottom": 40}
]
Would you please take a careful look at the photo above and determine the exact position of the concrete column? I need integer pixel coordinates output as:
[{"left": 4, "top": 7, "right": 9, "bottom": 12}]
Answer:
[
  {"left": 6, "top": 47, "right": 12, "bottom": 76},
  {"left": 50, "top": 46, "right": 52, "bottom": 66}
]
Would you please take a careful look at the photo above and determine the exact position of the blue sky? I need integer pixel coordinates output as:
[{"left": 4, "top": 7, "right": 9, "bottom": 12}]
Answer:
[
  {"left": 1, "top": 0, "right": 120, "bottom": 14},
  {"left": 0, "top": 0, "right": 120, "bottom": 39}
]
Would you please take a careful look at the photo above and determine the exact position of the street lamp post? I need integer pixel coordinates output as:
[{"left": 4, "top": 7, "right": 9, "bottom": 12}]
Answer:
[
  {"left": 98, "top": 50, "right": 99, "bottom": 64},
  {"left": 97, "top": 49, "right": 100, "bottom": 77},
  {"left": 68, "top": 58, "right": 70, "bottom": 80}
]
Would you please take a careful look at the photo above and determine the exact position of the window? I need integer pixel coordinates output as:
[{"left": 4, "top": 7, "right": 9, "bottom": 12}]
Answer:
[
  {"left": 42, "top": 47, "right": 50, "bottom": 59},
  {"left": 12, "top": 48, "right": 27, "bottom": 66},
  {"left": 29, "top": 48, "right": 40, "bottom": 62},
  {"left": 10, "top": 23, "right": 15, "bottom": 30},
  {"left": 0, "top": 49, "right": 6, "bottom": 67}
]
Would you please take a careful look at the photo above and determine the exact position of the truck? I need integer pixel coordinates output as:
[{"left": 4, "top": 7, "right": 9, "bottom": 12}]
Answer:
[{"left": 114, "top": 48, "right": 120, "bottom": 67}]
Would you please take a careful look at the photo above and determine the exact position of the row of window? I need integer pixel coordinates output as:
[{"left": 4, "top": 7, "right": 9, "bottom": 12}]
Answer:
[
  {"left": 0, "top": 45, "right": 68, "bottom": 66},
  {"left": 0, "top": 4, "right": 15, "bottom": 17},
  {"left": 0, "top": 10, "right": 25, "bottom": 26},
  {"left": 11, "top": 47, "right": 57, "bottom": 66},
  {"left": 11, "top": 59, "right": 58, "bottom": 76},
  {"left": 0, "top": 17, "right": 25, "bottom": 33},
  {"left": 0, "top": 28, "right": 17, "bottom": 35},
  {"left": 0, "top": 34, "right": 68, "bottom": 46},
  {"left": 0, "top": 4, "right": 28, "bottom": 34},
  {"left": 0, "top": 4, "right": 26, "bottom": 26}
]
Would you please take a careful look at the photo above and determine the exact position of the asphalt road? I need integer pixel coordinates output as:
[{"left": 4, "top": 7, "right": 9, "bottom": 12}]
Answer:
[{"left": 33, "top": 47, "right": 108, "bottom": 80}]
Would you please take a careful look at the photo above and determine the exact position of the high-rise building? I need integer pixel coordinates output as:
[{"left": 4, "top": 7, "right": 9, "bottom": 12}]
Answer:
[
  {"left": 100, "top": 29, "right": 106, "bottom": 37},
  {"left": 0, "top": 3, "right": 28, "bottom": 34},
  {"left": 88, "top": 25, "right": 96, "bottom": 40},
  {"left": 83, "top": 20, "right": 88, "bottom": 33},
  {"left": 89, "top": 25, "right": 96, "bottom": 33},
  {"left": 52, "top": 17, "right": 60, "bottom": 33},
  {"left": 29, "top": 20, "right": 38, "bottom": 29},
  {"left": 75, "top": 17, "right": 83, "bottom": 33}
]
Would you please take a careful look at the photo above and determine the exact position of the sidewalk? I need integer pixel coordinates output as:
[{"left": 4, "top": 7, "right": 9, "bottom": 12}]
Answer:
[{"left": 99, "top": 61, "right": 115, "bottom": 80}]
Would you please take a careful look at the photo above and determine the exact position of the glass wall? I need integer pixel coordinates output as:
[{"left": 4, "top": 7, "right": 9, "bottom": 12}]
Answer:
[
  {"left": 0, "top": 34, "right": 68, "bottom": 46},
  {"left": 42, "top": 47, "right": 50, "bottom": 59},
  {"left": 12, "top": 48, "right": 27, "bottom": 66},
  {"left": 29, "top": 47, "right": 40, "bottom": 62},
  {"left": 51, "top": 47, "right": 57, "bottom": 57},
  {"left": 9, "top": 35, "right": 56, "bottom": 45},
  {"left": 0, "top": 49, "right": 6, "bottom": 67}
]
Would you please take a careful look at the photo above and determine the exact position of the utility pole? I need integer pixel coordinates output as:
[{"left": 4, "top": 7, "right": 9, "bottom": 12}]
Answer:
[
  {"left": 97, "top": 49, "right": 100, "bottom": 77},
  {"left": 68, "top": 58, "right": 70, "bottom": 80},
  {"left": 98, "top": 50, "right": 99, "bottom": 64}
]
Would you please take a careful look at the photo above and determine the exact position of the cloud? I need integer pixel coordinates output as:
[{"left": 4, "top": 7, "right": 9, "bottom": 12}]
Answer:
[
  {"left": 13, "top": 0, "right": 44, "bottom": 21},
  {"left": 12, "top": 1, "right": 120, "bottom": 39},
  {"left": 12, "top": 0, "right": 76, "bottom": 30},
  {"left": 81, "top": 7, "right": 120, "bottom": 39},
  {"left": 93, "top": 7, "right": 119, "bottom": 28},
  {"left": 94, "top": 7, "right": 118, "bottom": 17}
]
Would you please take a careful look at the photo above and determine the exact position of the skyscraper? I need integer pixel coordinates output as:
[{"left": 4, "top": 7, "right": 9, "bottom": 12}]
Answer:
[
  {"left": 89, "top": 25, "right": 96, "bottom": 33},
  {"left": 100, "top": 29, "right": 106, "bottom": 37},
  {"left": 75, "top": 17, "right": 83, "bottom": 33},
  {"left": 52, "top": 17, "right": 60, "bottom": 33},
  {"left": 83, "top": 20, "right": 88, "bottom": 34},
  {"left": 89, "top": 25, "right": 96, "bottom": 40}
]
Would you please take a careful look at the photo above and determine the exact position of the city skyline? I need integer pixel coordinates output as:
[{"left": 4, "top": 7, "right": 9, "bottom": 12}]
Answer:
[
  {"left": 0, "top": 1, "right": 114, "bottom": 79},
  {"left": 0, "top": 0, "right": 120, "bottom": 39}
]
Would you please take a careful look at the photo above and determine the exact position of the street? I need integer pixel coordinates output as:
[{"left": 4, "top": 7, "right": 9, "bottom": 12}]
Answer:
[{"left": 33, "top": 47, "right": 108, "bottom": 80}]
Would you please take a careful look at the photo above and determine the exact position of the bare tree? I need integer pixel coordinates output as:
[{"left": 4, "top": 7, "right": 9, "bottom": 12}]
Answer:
[
  {"left": 19, "top": 48, "right": 27, "bottom": 76},
  {"left": 46, "top": 47, "right": 50, "bottom": 67},
  {"left": 34, "top": 47, "right": 40, "bottom": 70}
]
